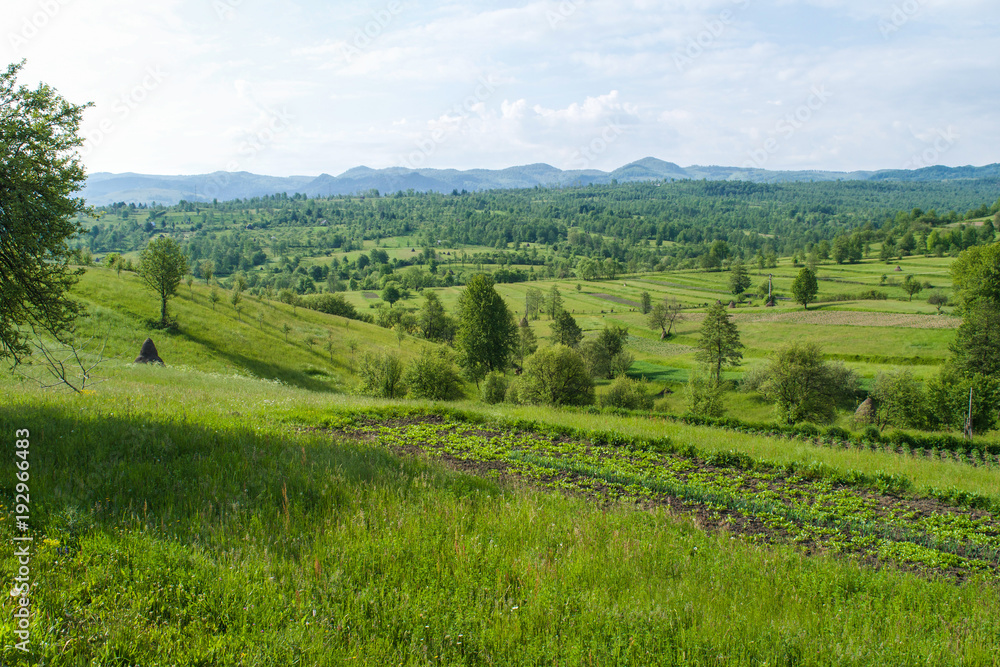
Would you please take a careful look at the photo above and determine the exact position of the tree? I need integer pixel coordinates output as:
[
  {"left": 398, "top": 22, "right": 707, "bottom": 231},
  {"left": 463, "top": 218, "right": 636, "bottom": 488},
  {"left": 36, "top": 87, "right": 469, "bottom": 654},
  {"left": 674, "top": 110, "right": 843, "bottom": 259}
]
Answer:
[
  {"left": 403, "top": 348, "right": 463, "bottom": 401},
  {"left": 648, "top": 298, "right": 684, "bottom": 339},
  {"left": 695, "top": 301, "right": 743, "bottom": 386},
  {"left": 791, "top": 267, "right": 818, "bottom": 310},
  {"left": 580, "top": 325, "right": 629, "bottom": 379},
  {"left": 230, "top": 286, "right": 243, "bottom": 321},
  {"left": 525, "top": 287, "right": 543, "bottom": 320},
  {"left": 0, "top": 61, "right": 90, "bottom": 363},
  {"left": 520, "top": 345, "right": 595, "bottom": 406},
  {"left": 418, "top": 291, "right": 453, "bottom": 343},
  {"left": 759, "top": 342, "right": 858, "bottom": 424},
  {"left": 106, "top": 253, "right": 125, "bottom": 277},
  {"left": 209, "top": 287, "right": 220, "bottom": 311},
  {"left": 949, "top": 243, "right": 1000, "bottom": 378},
  {"left": 870, "top": 369, "right": 925, "bottom": 431},
  {"left": 200, "top": 260, "right": 214, "bottom": 284},
  {"left": 516, "top": 317, "right": 538, "bottom": 367},
  {"left": 380, "top": 283, "right": 401, "bottom": 306},
  {"left": 139, "top": 236, "right": 188, "bottom": 326},
  {"left": 546, "top": 285, "right": 563, "bottom": 319},
  {"left": 550, "top": 309, "right": 583, "bottom": 348},
  {"left": 639, "top": 291, "right": 652, "bottom": 315},
  {"left": 455, "top": 274, "right": 518, "bottom": 382},
  {"left": 927, "top": 291, "right": 948, "bottom": 314},
  {"left": 950, "top": 305, "right": 1000, "bottom": 379},
  {"left": 357, "top": 350, "right": 406, "bottom": 398},
  {"left": 902, "top": 275, "right": 923, "bottom": 302},
  {"left": 729, "top": 260, "right": 751, "bottom": 302},
  {"left": 926, "top": 366, "right": 1000, "bottom": 434}
]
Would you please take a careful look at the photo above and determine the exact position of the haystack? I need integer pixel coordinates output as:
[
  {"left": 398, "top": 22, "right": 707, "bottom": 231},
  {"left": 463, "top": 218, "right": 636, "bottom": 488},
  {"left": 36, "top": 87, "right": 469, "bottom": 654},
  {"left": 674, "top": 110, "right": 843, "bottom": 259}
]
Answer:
[
  {"left": 728, "top": 300, "right": 736, "bottom": 309},
  {"left": 765, "top": 298, "right": 775, "bottom": 308},
  {"left": 134, "top": 338, "right": 164, "bottom": 364},
  {"left": 854, "top": 397, "right": 875, "bottom": 424},
  {"left": 895, "top": 265, "right": 903, "bottom": 272}
]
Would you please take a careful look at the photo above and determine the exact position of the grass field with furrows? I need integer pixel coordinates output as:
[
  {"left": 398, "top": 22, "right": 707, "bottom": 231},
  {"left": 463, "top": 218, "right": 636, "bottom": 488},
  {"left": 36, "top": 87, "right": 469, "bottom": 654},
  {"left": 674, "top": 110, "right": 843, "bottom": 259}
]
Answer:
[
  {"left": 3, "top": 362, "right": 1000, "bottom": 665},
  {"left": 2, "top": 245, "right": 996, "bottom": 665}
]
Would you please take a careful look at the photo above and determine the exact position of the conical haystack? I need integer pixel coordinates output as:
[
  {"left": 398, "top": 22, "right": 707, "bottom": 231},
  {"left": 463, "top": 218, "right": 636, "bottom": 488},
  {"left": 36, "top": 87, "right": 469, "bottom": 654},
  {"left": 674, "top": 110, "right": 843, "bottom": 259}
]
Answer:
[
  {"left": 854, "top": 397, "right": 875, "bottom": 424},
  {"left": 728, "top": 300, "right": 736, "bottom": 309},
  {"left": 134, "top": 338, "right": 164, "bottom": 364}
]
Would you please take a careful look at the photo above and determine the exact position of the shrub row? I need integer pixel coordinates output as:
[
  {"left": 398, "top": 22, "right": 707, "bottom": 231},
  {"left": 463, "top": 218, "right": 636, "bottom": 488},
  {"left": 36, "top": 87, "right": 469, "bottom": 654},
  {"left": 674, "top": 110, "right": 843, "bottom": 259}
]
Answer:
[{"left": 672, "top": 413, "right": 1000, "bottom": 457}]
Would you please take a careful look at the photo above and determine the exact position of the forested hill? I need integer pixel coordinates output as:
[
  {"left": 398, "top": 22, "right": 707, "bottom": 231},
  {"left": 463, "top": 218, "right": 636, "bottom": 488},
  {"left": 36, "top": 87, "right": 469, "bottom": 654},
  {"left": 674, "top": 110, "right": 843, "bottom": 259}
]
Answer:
[
  {"left": 81, "top": 158, "right": 1000, "bottom": 206},
  {"left": 80, "top": 179, "right": 1000, "bottom": 285}
]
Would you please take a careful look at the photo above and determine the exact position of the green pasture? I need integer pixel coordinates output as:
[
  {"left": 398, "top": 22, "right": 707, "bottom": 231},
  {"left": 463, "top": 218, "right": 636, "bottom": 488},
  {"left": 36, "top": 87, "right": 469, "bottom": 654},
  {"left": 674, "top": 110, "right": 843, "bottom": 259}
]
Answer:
[
  {"left": 4, "top": 364, "right": 1000, "bottom": 664},
  {"left": 59, "top": 267, "right": 439, "bottom": 394}
]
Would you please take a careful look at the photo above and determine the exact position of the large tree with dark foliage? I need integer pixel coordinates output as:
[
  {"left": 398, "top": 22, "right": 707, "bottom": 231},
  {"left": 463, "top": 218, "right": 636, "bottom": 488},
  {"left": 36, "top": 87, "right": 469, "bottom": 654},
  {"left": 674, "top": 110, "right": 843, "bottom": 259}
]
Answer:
[
  {"left": 0, "top": 61, "right": 90, "bottom": 362},
  {"left": 455, "top": 274, "right": 517, "bottom": 382}
]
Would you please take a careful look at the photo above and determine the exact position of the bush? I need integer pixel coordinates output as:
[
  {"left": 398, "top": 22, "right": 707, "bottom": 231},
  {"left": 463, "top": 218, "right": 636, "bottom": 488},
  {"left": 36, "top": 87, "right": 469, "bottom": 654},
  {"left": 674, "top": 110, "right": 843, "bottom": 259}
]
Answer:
[
  {"left": 299, "top": 293, "right": 363, "bottom": 321},
  {"left": 357, "top": 350, "right": 406, "bottom": 398},
  {"left": 824, "top": 426, "right": 851, "bottom": 442},
  {"left": 481, "top": 371, "right": 508, "bottom": 405},
  {"left": 861, "top": 425, "right": 881, "bottom": 442},
  {"left": 505, "top": 377, "right": 526, "bottom": 405},
  {"left": 740, "top": 365, "right": 770, "bottom": 394},
  {"left": 870, "top": 369, "right": 925, "bottom": 431},
  {"left": 599, "top": 376, "right": 654, "bottom": 411},
  {"left": 759, "top": 343, "right": 859, "bottom": 424},
  {"left": 520, "top": 346, "right": 595, "bottom": 406},
  {"left": 686, "top": 369, "right": 726, "bottom": 418},
  {"left": 926, "top": 367, "right": 1000, "bottom": 433},
  {"left": 403, "top": 348, "right": 463, "bottom": 401}
]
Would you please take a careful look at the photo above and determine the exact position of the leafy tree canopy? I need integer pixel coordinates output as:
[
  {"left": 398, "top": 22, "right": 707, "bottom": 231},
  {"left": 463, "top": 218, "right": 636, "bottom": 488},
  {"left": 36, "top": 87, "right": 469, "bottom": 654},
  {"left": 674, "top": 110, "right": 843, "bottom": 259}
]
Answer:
[
  {"left": 455, "top": 274, "right": 517, "bottom": 381},
  {"left": 791, "top": 267, "right": 819, "bottom": 310},
  {"left": 695, "top": 302, "right": 743, "bottom": 386},
  {"left": 0, "top": 60, "right": 90, "bottom": 362},
  {"left": 139, "top": 236, "right": 189, "bottom": 326}
]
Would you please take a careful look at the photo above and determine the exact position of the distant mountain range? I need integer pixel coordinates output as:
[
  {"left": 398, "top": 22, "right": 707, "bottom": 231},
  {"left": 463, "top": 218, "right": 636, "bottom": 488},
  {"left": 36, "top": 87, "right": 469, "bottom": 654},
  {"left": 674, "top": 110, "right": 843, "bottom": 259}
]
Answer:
[{"left": 81, "top": 157, "right": 1000, "bottom": 206}]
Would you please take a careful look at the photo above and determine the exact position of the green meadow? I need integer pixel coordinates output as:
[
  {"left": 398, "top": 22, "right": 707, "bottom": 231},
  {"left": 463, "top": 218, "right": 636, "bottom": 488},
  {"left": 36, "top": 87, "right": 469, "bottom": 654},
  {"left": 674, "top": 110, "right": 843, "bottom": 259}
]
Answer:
[{"left": 2, "top": 249, "right": 997, "bottom": 665}]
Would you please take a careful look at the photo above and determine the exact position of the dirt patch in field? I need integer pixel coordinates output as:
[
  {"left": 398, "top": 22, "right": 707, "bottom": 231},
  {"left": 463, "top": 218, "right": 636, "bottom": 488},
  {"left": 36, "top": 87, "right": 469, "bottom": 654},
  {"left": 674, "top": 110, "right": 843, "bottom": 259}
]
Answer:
[{"left": 592, "top": 294, "right": 640, "bottom": 308}]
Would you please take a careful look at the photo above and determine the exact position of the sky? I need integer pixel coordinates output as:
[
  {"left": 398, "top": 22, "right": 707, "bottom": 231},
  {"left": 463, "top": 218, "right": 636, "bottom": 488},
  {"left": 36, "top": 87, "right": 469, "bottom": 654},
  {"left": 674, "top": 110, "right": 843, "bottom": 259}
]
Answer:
[{"left": 4, "top": 0, "right": 998, "bottom": 177}]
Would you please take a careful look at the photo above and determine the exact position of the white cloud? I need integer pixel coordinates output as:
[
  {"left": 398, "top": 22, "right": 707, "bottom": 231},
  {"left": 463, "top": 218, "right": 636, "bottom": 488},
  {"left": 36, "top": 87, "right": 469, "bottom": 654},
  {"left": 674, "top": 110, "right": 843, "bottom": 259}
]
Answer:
[{"left": 2, "top": 0, "right": 996, "bottom": 175}]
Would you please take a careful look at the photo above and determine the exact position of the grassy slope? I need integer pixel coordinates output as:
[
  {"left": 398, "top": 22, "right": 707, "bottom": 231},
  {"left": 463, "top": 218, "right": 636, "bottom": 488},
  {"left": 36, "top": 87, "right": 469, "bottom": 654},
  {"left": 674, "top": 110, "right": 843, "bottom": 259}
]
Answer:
[
  {"left": 64, "top": 267, "right": 441, "bottom": 394},
  {"left": 3, "top": 369, "right": 1000, "bottom": 665}
]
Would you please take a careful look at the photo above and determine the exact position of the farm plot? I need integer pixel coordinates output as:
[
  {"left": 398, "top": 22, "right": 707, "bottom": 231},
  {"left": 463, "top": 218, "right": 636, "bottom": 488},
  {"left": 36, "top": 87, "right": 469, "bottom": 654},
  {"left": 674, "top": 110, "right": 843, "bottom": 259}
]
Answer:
[
  {"left": 681, "top": 309, "right": 960, "bottom": 329},
  {"left": 334, "top": 416, "right": 1000, "bottom": 580},
  {"left": 592, "top": 293, "right": 641, "bottom": 308}
]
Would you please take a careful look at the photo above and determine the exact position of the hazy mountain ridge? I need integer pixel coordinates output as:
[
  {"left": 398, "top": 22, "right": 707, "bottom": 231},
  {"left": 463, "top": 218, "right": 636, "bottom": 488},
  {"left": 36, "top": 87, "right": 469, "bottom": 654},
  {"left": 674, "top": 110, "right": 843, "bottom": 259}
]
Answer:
[{"left": 81, "top": 158, "right": 1000, "bottom": 206}]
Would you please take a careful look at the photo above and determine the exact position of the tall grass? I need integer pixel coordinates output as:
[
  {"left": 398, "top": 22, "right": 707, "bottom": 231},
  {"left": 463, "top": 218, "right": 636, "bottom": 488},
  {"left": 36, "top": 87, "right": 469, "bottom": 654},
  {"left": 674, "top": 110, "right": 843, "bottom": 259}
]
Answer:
[{"left": 2, "top": 380, "right": 1000, "bottom": 665}]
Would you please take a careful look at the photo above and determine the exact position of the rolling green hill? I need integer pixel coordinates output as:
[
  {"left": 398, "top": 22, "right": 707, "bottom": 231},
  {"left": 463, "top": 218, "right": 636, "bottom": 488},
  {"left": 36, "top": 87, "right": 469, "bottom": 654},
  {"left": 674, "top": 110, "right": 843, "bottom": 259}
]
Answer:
[{"left": 59, "top": 267, "right": 436, "bottom": 393}]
